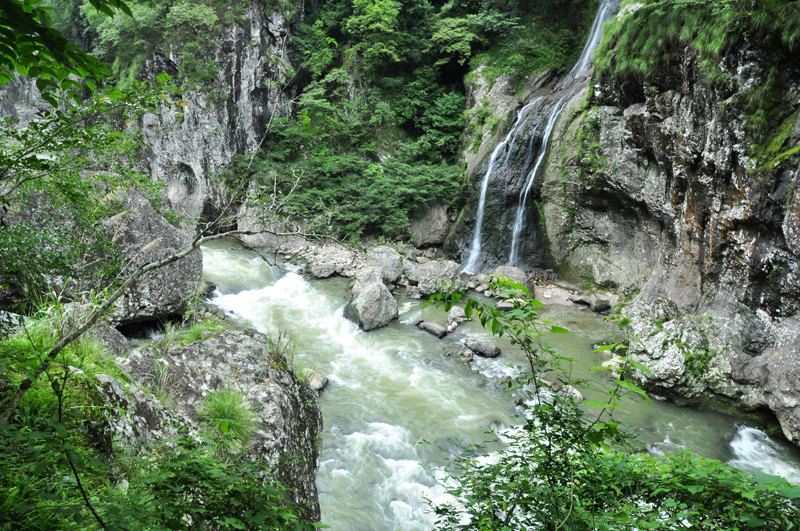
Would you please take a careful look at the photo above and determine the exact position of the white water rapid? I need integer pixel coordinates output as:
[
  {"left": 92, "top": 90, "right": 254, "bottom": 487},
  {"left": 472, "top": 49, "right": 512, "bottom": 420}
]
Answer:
[
  {"left": 729, "top": 426, "right": 800, "bottom": 484},
  {"left": 201, "top": 240, "right": 800, "bottom": 530}
]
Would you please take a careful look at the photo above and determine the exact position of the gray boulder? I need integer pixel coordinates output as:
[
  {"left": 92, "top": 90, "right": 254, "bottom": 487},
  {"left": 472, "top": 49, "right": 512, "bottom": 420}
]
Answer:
[
  {"left": 306, "top": 243, "right": 357, "bottom": 278},
  {"left": 410, "top": 203, "right": 450, "bottom": 248},
  {"left": 466, "top": 338, "right": 501, "bottom": 358},
  {"left": 93, "top": 373, "right": 188, "bottom": 451},
  {"left": 344, "top": 267, "right": 398, "bottom": 331},
  {"left": 417, "top": 321, "right": 448, "bottom": 338},
  {"left": 120, "top": 328, "right": 322, "bottom": 520},
  {"left": 405, "top": 259, "right": 462, "bottom": 296},
  {"left": 366, "top": 245, "right": 404, "bottom": 283},
  {"left": 492, "top": 266, "right": 529, "bottom": 289},
  {"left": 302, "top": 368, "right": 329, "bottom": 393},
  {"left": 103, "top": 190, "right": 203, "bottom": 325},
  {"left": 447, "top": 306, "right": 467, "bottom": 332}
]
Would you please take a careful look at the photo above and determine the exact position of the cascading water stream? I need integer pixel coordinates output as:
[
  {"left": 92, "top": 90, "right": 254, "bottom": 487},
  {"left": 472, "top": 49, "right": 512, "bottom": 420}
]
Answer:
[
  {"left": 462, "top": 0, "right": 620, "bottom": 271},
  {"left": 506, "top": 0, "right": 620, "bottom": 265},
  {"left": 507, "top": 98, "right": 566, "bottom": 265},
  {"left": 462, "top": 98, "right": 542, "bottom": 274}
]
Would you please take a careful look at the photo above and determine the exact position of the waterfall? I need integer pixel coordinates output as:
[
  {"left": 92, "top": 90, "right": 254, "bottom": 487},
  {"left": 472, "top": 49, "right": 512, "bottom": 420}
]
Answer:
[
  {"left": 507, "top": 98, "right": 566, "bottom": 265},
  {"left": 506, "top": 0, "right": 620, "bottom": 265},
  {"left": 462, "top": 98, "right": 542, "bottom": 274},
  {"left": 462, "top": 0, "right": 620, "bottom": 272},
  {"left": 566, "top": 0, "right": 620, "bottom": 80}
]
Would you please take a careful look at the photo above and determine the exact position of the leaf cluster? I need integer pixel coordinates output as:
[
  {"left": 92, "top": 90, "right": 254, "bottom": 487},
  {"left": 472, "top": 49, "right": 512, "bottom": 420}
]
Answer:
[{"left": 428, "top": 285, "right": 800, "bottom": 529}]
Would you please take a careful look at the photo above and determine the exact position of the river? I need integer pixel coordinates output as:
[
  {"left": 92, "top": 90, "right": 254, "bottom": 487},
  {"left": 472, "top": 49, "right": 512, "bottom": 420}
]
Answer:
[{"left": 201, "top": 240, "right": 800, "bottom": 530}]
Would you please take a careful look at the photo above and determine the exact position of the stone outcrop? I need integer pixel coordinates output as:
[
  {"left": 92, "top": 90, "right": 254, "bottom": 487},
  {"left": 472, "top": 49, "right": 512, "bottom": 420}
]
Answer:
[
  {"left": 492, "top": 265, "right": 527, "bottom": 285},
  {"left": 466, "top": 338, "right": 501, "bottom": 358},
  {"left": 103, "top": 190, "right": 203, "bottom": 325},
  {"left": 404, "top": 259, "right": 462, "bottom": 296},
  {"left": 417, "top": 321, "right": 447, "bottom": 338},
  {"left": 446, "top": 306, "right": 467, "bottom": 333},
  {"left": 140, "top": 2, "right": 299, "bottom": 221},
  {"left": 535, "top": 41, "right": 800, "bottom": 442},
  {"left": 409, "top": 203, "right": 450, "bottom": 248},
  {"left": 120, "top": 328, "right": 322, "bottom": 520},
  {"left": 366, "top": 245, "right": 404, "bottom": 283},
  {"left": 344, "top": 267, "right": 398, "bottom": 331}
]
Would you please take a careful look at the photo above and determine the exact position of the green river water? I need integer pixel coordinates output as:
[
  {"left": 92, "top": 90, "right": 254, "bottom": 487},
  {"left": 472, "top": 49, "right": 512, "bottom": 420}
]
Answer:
[{"left": 200, "top": 240, "right": 800, "bottom": 530}]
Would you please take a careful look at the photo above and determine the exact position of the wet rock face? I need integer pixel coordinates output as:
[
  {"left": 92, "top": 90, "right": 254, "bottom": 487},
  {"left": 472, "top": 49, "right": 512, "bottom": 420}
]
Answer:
[
  {"left": 539, "top": 45, "right": 800, "bottom": 441},
  {"left": 141, "top": 1, "right": 299, "bottom": 222},
  {"left": 119, "top": 328, "right": 323, "bottom": 520},
  {"left": 103, "top": 190, "right": 203, "bottom": 325},
  {"left": 409, "top": 203, "right": 450, "bottom": 248}
]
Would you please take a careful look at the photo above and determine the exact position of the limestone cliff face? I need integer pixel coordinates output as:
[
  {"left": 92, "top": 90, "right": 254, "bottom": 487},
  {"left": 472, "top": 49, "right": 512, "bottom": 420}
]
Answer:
[
  {"left": 140, "top": 1, "right": 299, "bottom": 221},
  {"left": 537, "top": 45, "right": 800, "bottom": 441}
]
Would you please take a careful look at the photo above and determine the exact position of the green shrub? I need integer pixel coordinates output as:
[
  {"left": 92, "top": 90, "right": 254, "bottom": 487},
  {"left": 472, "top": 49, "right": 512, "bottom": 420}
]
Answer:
[
  {"left": 200, "top": 388, "right": 256, "bottom": 457},
  {"left": 1, "top": 316, "right": 308, "bottom": 529},
  {"left": 101, "top": 438, "right": 310, "bottom": 530}
]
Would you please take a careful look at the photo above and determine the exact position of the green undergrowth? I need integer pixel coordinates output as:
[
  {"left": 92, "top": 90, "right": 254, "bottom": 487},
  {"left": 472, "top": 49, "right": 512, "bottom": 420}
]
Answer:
[
  {"left": 0, "top": 313, "right": 310, "bottom": 528},
  {"left": 595, "top": 0, "right": 800, "bottom": 146}
]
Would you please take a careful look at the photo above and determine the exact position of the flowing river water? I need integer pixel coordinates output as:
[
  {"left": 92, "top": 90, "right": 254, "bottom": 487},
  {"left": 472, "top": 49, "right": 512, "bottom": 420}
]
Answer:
[{"left": 201, "top": 240, "right": 800, "bottom": 530}]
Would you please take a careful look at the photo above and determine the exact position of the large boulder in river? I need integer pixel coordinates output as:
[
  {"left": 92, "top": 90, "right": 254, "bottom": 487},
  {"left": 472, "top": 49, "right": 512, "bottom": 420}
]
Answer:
[
  {"left": 492, "top": 266, "right": 530, "bottom": 293},
  {"left": 410, "top": 203, "right": 450, "bottom": 248},
  {"left": 405, "top": 259, "right": 462, "bottom": 296},
  {"left": 344, "top": 267, "right": 398, "bottom": 331},
  {"left": 466, "top": 338, "right": 501, "bottom": 358},
  {"left": 119, "top": 328, "right": 322, "bottom": 520},
  {"left": 306, "top": 243, "right": 358, "bottom": 278},
  {"left": 417, "top": 321, "right": 447, "bottom": 338},
  {"left": 103, "top": 190, "right": 203, "bottom": 325}
]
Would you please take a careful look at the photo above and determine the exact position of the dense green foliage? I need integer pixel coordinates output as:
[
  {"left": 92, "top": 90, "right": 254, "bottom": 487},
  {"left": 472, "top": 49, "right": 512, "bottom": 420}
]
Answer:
[
  {"left": 82, "top": 0, "right": 245, "bottom": 87},
  {"left": 594, "top": 0, "right": 800, "bottom": 143},
  {"left": 0, "top": 313, "right": 308, "bottom": 529},
  {"left": 234, "top": 0, "right": 597, "bottom": 240},
  {"left": 430, "top": 283, "right": 800, "bottom": 528},
  {"left": 0, "top": 0, "right": 130, "bottom": 101}
]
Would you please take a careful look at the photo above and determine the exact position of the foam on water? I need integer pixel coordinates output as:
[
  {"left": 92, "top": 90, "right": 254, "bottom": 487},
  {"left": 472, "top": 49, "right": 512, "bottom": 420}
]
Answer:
[
  {"left": 203, "top": 243, "right": 516, "bottom": 529},
  {"left": 729, "top": 426, "right": 800, "bottom": 484},
  {"left": 201, "top": 242, "right": 800, "bottom": 530}
]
